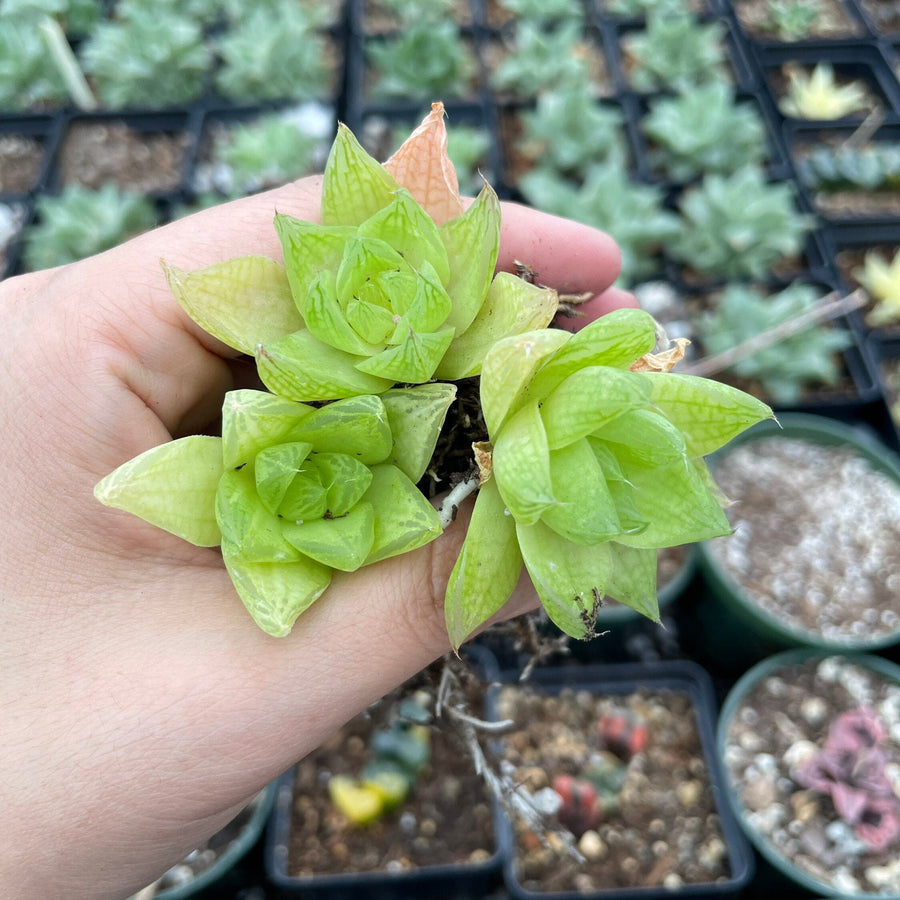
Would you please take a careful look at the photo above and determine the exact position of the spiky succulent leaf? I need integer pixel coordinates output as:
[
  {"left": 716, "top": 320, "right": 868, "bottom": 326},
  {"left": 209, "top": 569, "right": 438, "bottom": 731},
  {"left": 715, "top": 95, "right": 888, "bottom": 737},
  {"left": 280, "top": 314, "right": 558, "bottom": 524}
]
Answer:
[
  {"left": 446, "top": 308, "right": 772, "bottom": 646},
  {"left": 779, "top": 63, "right": 869, "bottom": 120}
]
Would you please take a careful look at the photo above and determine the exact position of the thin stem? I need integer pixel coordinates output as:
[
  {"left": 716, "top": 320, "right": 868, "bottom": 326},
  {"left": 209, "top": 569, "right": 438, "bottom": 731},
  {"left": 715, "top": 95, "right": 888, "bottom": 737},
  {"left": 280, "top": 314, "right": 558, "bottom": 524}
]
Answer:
[
  {"left": 436, "top": 475, "right": 480, "bottom": 529},
  {"left": 39, "top": 16, "right": 98, "bottom": 112},
  {"left": 683, "top": 289, "right": 867, "bottom": 379}
]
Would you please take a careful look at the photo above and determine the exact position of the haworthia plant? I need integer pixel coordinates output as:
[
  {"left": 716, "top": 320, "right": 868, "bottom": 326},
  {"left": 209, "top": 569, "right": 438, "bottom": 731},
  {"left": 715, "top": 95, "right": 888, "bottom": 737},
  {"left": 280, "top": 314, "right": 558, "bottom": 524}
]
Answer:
[
  {"left": 95, "top": 104, "right": 772, "bottom": 642},
  {"left": 444, "top": 308, "right": 772, "bottom": 648}
]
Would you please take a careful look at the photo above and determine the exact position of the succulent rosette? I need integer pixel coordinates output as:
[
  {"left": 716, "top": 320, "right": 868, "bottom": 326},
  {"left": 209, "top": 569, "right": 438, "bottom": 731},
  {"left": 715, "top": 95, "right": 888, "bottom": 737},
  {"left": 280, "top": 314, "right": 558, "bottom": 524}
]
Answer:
[
  {"left": 444, "top": 308, "right": 773, "bottom": 649},
  {"left": 95, "top": 384, "right": 455, "bottom": 637},
  {"left": 164, "top": 103, "right": 558, "bottom": 401}
]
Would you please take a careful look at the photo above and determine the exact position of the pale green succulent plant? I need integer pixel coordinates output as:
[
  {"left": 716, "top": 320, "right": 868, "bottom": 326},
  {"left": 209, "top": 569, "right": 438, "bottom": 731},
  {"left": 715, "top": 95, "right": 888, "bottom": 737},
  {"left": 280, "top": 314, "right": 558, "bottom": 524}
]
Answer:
[
  {"left": 95, "top": 105, "right": 772, "bottom": 644},
  {"left": 444, "top": 308, "right": 772, "bottom": 646},
  {"left": 669, "top": 165, "right": 813, "bottom": 280},
  {"left": 623, "top": 14, "right": 729, "bottom": 93},
  {"left": 642, "top": 83, "right": 768, "bottom": 182},
  {"left": 0, "top": 16, "right": 69, "bottom": 110},
  {"left": 778, "top": 63, "right": 870, "bottom": 120},
  {"left": 854, "top": 249, "right": 900, "bottom": 327},
  {"left": 498, "top": 0, "right": 583, "bottom": 21}
]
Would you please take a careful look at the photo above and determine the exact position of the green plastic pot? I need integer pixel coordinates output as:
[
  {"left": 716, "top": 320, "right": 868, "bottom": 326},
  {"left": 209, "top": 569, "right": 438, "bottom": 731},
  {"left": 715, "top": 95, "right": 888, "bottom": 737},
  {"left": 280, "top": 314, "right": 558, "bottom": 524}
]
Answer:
[
  {"left": 717, "top": 648, "right": 900, "bottom": 899},
  {"left": 694, "top": 413, "right": 900, "bottom": 671}
]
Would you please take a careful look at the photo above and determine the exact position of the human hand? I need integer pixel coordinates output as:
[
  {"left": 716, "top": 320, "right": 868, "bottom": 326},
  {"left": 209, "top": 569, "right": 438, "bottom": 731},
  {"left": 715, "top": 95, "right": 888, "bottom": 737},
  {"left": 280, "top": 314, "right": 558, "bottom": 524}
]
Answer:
[{"left": 0, "top": 175, "right": 633, "bottom": 898}]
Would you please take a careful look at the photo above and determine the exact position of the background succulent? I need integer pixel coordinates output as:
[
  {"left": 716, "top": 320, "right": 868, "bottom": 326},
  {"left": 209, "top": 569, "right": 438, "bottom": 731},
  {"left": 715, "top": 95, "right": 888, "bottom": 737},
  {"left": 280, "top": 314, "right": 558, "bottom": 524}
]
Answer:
[
  {"left": 854, "top": 249, "right": 900, "bottom": 326},
  {"left": 79, "top": 4, "right": 210, "bottom": 109},
  {"left": 497, "top": 0, "right": 583, "bottom": 22},
  {"left": 517, "top": 85, "right": 628, "bottom": 178},
  {"left": 23, "top": 183, "right": 157, "bottom": 270},
  {"left": 444, "top": 308, "right": 772, "bottom": 647},
  {"left": 213, "top": 2, "right": 331, "bottom": 103},
  {"left": 622, "top": 13, "right": 729, "bottom": 92},
  {"left": 603, "top": 0, "right": 692, "bottom": 16},
  {"left": 697, "top": 282, "right": 853, "bottom": 404},
  {"left": 757, "top": 0, "right": 820, "bottom": 40},
  {"left": 642, "top": 83, "right": 768, "bottom": 182},
  {"left": 366, "top": 20, "right": 475, "bottom": 101},
  {"left": 0, "top": 16, "right": 69, "bottom": 110},
  {"left": 778, "top": 63, "right": 870, "bottom": 120},
  {"left": 668, "top": 165, "right": 813, "bottom": 280},
  {"left": 795, "top": 141, "right": 900, "bottom": 191},
  {"left": 1, "top": 0, "right": 101, "bottom": 35},
  {"left": 491, "top": 20, "right": 590, "bottom": 98}
]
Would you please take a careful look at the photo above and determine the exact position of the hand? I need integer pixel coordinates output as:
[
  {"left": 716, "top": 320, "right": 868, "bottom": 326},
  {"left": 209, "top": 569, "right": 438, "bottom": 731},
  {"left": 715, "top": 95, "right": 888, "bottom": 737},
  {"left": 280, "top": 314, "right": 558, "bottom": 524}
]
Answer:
[{"left": 0, "top": 175, "right": 633, "bottom": 898}]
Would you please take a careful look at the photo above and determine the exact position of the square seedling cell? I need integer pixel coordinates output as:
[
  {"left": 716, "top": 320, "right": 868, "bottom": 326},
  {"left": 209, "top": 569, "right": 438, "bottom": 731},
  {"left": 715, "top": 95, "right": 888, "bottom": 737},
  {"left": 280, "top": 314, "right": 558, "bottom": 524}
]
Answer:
[
  {"left": 0, "top": 116, "right": 61, "bottom": 198},
  {"left": 50, "top": 113, "right": 193, "bottom": 197},
  {"left": 786, "top": 119, "right": 900, "bottom": 226},
  {"left": 760, "top": 43, "right": 900, "bottom": 123},
  {"left": 594, "top": 0, "right": 714, "bottom": 25},
  {"left": 189, "top": 102, "right": 337, "bottom": 200},
  {"left": 856, "top": 0, "right": 900, "bottom": 35},
  {"left": 355, "top": 0, "right": 479, "bottom": 34},
  {"left": 732, "top": 0, "right": 865, "bottom": 44}
]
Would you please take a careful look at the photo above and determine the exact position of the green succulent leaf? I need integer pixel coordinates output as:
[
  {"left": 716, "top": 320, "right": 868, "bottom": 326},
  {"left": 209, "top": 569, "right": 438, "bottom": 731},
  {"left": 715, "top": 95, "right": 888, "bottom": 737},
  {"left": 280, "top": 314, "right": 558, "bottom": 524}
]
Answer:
[
  {"left": 275, "top": 215, "right": 355, "bottom": 308},
  {"left": 381, "top": 383, "right": 458, "bottom": 483},
  {"left": 313, "top": 452, "right": 375, "bottom": 517},
  {"left": 539, "top": 366, "right": 653, "bottom": 450},
  {"left": 445, "top": 477, "right": 523, "bottom": 651},
  {"left": 605, "top": 544, "right": 660, "bottom": 622},
  {"left": 354, "top": 325, "right": 456, "bottom": 383},
  {"left": 221, "top": 540, "right": 331, "bottom": 638},
  {"left": 516, "top": 519, "right": 613, "bottom": 639},
  {"left": 289, "top": 394, "right": 393, "bottom": 463},
  {"left": 254, "top": 441, "right": 315, "bottom": 514},
  {"left": 256, "top": 329, "right": 395, "bottom": 401},
  {"left": 322, "top": 124, "right": 402, "bottom": 226},
  {"left": 163, "top": 257, "right": 301, "bottom": 356},
  {"left": 436, "top": 272, "right": 558, "bottom": 380},
  {"left": 480, "top": 329, "right": 571, "bottom": 435},
  {"left": 540, "top": 438, "right": 622, "bottom": 545},
  {"left": 591, "top": 409, "right": 688, "bottom": 467},
  {"left": 492, "top": 401, "right": 556, "bottom": 526},
  {"left": 438, "top": 184, "right": 501, "bottom": 333},
  {"left": 362, "top": 465, "right": 443, "bottom": 564},
  {"left": 221, "top": 390, "right": 315, "bottom": 469},
  {"left": 642, "top": 372, "right": 773, "bottom": 456},
  {"left": 282, "top": 502, "right": 376, "bottom": 571},
  {"left": 94, "top": 436, "right": 223, "bottom": 546}
]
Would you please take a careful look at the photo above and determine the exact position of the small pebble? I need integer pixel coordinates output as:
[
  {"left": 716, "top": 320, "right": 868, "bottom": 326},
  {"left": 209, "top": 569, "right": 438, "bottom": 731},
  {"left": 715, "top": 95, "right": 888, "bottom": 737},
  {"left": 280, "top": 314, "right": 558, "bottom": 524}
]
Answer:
[{"left": 578, "top": 830, "right": 607, "bottom": 861}]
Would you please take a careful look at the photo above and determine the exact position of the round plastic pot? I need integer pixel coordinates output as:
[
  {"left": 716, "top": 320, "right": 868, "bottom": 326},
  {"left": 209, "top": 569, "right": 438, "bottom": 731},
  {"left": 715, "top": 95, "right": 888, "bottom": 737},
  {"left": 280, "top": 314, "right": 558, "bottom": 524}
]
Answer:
[
  {"left": 134, "top": 781, "right": 276, "bottom": 900},
  {"left": 694, "top": 412, "right": 900, "bottom": 671},
  {"left": 493, "top": 658, "right": 755, "bottom": 900},
  {"left": 716, "top": 648, "right": 900, "bottom": 899}
]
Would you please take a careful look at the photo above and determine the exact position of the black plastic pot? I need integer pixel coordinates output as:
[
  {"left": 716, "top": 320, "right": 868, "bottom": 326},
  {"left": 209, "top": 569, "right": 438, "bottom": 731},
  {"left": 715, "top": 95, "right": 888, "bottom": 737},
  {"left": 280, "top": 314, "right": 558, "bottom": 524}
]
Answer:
[
  {"left": 0, "top": 114, "right": 62, "bottom": 199},
  {"left": 492, "top": 659, "right": 755, "bottom": 900}
]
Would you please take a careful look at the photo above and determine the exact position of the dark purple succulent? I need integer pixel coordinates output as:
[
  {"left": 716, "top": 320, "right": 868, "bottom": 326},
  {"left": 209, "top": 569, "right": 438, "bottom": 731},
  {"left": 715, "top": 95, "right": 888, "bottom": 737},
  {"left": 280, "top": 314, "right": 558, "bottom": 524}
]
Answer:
[{"left": 796, "top": 707, "right": 900, "bottom": 851}]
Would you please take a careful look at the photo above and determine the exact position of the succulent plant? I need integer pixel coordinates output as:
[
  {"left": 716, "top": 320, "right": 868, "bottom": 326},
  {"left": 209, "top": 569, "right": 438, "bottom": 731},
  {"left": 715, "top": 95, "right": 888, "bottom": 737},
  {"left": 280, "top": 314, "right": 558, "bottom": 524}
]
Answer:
[
  {"left": 117, "top": 0, "right": 223, "bottom": 26},
  {"left": 778, "top": 63, "right": 870, "bottom": 120},
  {"left": 329, "top": 697, "right": 432, "bottom": 826},
  {"left": 795, "top": 707, "right": 900, "bottom": 851},
  {"left": 0, "top": 16, "right": 69, "bottom": 110},
  {"left": 79, "top": 4, "right": 210, "bottom": 109},
  {"left": 491, "top": 20, "right": 590, "bottom": 98},
  {"left": 757, "top": 0, "right": 820, "bottom": 40},
  {"left": 668, "top": 165, "right": 813, "bottom": 280},
  {"left": 519, "top": 161, "right": 680, "bottom": 285},
  {"left": 366, "top": 20, "right": 475, "bottom": 101},
  {"left": 795, "top": 141, "right": 900, "bottom": 191},
  {"left": 444, "top": 306, "right": 772, "bottom": 646},
  {"left": 622, "top": 13, "right": 729, "bottom": 93},
  {"left": 195, "top": 110, "right": 328, "bottom": 197},
  {"left": 642, "top": 83, "right": 768, "bottom": 182},
  {"left": 517, "top": 85, "right": 628, "bottom": 178},
  {"left": 853, "top": 248, "right": 900, "bottom": 326},
  {"left": 94, "top": 105, "right": 771, "bottom": 644},
  {"left": 214, "top": 2, "right": 331, "bottom": 103},
  {"left": 369, "top": 0, "right": 457, "bottom": 25},
  {"left": 603, "top": 0, "right": 692, "bottom": 16},
  {"left": 1, "top": 0, "right": 100, "bottom": 35},
  {"left": 23, "top": 183, "right": 157, "bottom": 271},
  {"left": 498, "top": 0, "right": 584, "bottom": 21},
  {"left": 697, "top": 282, "right": 853, "bottom": 404}
]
